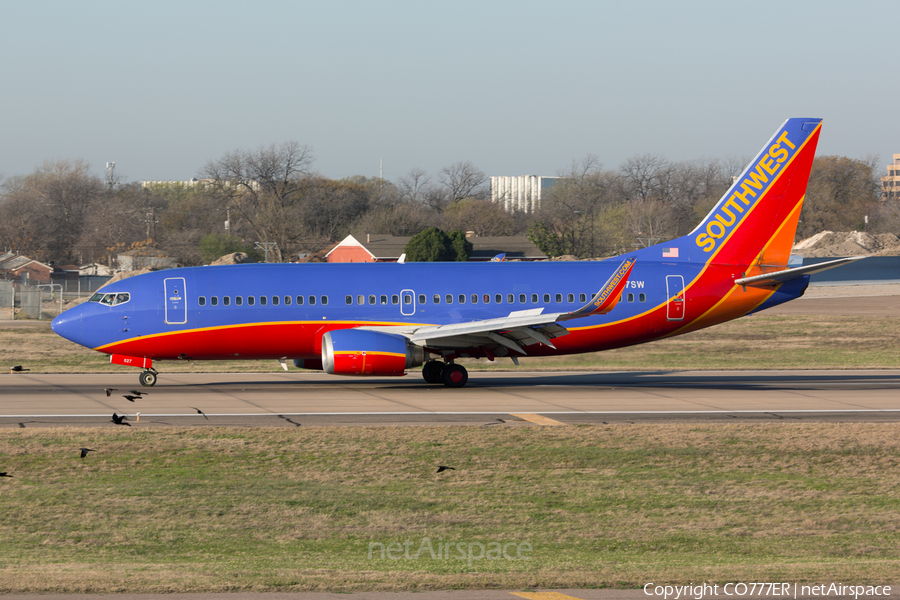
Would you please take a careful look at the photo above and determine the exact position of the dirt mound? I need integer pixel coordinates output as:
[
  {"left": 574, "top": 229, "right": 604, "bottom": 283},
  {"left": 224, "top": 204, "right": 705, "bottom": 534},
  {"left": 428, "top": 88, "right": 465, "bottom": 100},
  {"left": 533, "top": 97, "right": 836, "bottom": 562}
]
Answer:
[
  {"left": 97, "top": 267, "right": 159, "bottom": 290},
  {"left": 210, "top": 252, "right": 254, "bottom": 265},
  {"left": 792, "top": 231, "right": 900, "bottom": 257}
]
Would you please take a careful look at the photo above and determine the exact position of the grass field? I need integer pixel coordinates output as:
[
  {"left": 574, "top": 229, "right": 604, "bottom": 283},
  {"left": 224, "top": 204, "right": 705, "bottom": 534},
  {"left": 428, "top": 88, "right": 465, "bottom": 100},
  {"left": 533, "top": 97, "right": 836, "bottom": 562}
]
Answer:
[
  {"left": 3, "top": 313, "right": 900, "bottom": 374},
  {"left": 0, "top": 424, "right": 898, "bottom": 592}
]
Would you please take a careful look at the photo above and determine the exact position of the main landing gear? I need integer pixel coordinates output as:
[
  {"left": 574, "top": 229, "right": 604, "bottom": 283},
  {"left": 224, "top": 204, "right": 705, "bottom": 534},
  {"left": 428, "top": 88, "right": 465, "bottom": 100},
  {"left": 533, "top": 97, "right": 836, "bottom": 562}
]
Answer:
[
  {"left": 139, "top": 369, "right": 158, "bottom": 387},
  {"left": 422, "top": 361, "right": 468, "bottom": 388}
]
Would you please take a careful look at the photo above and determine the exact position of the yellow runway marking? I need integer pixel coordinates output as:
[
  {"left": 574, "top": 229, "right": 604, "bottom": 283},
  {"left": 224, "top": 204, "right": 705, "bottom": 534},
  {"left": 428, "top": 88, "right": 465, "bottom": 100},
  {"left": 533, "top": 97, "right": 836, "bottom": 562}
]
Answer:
[
  {"left": 509, "top": 413, "right": 568, "bottom": 426},
  {"left": 511, "top": 593, "right": 585, "bottom": 600}
]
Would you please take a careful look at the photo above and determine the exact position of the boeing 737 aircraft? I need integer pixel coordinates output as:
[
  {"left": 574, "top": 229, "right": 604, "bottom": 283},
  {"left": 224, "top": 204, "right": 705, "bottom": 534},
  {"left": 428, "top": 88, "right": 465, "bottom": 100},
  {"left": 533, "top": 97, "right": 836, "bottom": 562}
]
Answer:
[{"left": 52, "top": 118, "right": 860, "bottom": 388}]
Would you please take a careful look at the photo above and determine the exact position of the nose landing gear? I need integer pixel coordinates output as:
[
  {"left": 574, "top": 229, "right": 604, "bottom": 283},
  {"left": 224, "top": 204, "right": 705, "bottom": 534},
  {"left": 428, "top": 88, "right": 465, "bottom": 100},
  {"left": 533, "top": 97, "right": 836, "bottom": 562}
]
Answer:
[{"left": 139, "top": 369, "right": 158, "bottom": 387}]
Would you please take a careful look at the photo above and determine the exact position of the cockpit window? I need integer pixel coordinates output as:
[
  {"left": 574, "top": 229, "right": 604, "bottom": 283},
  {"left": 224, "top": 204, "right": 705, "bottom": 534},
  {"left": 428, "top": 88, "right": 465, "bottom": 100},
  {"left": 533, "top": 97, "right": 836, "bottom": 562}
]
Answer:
[
  {"left": 88, "top": 293, "right": 104, "bottom": 303},
  {"left": 100, "top": 294, "right": 115, "bottom": 306},
  {"left": 114, "top": 293, "right": 130, "bottom": 305}
]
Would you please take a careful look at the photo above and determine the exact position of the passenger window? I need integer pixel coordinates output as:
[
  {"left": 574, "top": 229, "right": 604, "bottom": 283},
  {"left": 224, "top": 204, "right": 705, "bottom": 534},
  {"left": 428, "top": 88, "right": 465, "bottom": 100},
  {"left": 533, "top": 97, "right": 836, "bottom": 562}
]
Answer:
[
  {"left": 579, "top": 293, "right": 587, "bottom": 303},
  {"left": 543, "top": 293, "right": 550, "bottom": 303},
  {"left": 391, "top": 294, "right": 399, "bottom": 304},
  {"left": 321, "top": 296, "right": 327, "bottom": 305},
  {"left": 483, "top": 294, "right": 490, "bottom": 303},
  {"left": 471, "top": 294, "right": 478, "bottom": 304},
  {"left": 433, "top": 294, "right": 440, "bottom": 304},
  {"left": 495, "top": 294, "right": 502, "bottom": 303},
  {"left": 567, "top": 293, "right": 574, "bottom": 303},
  {"left": 555, "top": 293, "right": 562, "bottom": 303},
  {"left": 507, "top": 294, "right": 514, "bottom": 303},
  {"left": 346, "top": 295, "right": 353, "bottom": 305},
  {"left": 260, "top": 296, "right": 267, "bottom": 306},
  {"left": 211, "top": 297, "right": 219, "bottom": 306},
  {"left": 639, "top": 293, "right": 646, "bottom": 302},
  {"left": 519, "top": 293, "right": 526, "bottom": 303},
  {"left": 309, "top": 296, "right": 316, "bottom": 305},
  {"left": 380, "top": 295, "right": 387, "bottom": 304},
  {"left": 357, "top": 295, "right": 364, "bottom": 305},
  {"left": 458, "top": 294, "right": 466, "bottom": 304},
  {"left": 369, "top": 295, "right": 376, "bottom": 305},
  {"left": 272, "top": 296, "right": 279, "bottom": 306},
  {"left": 248, "top": 296, "right": 255, "bottom": 306},
  {"left": 627, "top": 293, "right": 634, "bottom": 302},
  {"left": 403, "top": 294, "right": 412, "bottom": 305},
  {"left": 198, "top": 296, "right": 206, "bottom": 306},
  {"left": 235, "top": 296, "right": 243, "bottom": 306},
  {"left": 418, "top": 294, "right": 426, "bottom": 304},
  {"left": 223, "top": 296, "right": 231, "bottom": 306},
  {"left": 445, "top": 294, "right": 453, "bottom": 304},
  {"left": 296, "top": 295, "right": 304, "bottom": 305},
  {"left": 285, "top": 296, "right": 291, "bottom": 305}
]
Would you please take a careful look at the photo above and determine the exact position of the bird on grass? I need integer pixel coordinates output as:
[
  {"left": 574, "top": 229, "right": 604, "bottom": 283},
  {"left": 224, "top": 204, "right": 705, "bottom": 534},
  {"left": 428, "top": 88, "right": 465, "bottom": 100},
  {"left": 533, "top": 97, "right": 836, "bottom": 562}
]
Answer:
[
  {"left": 104, "top": 388, "right": 118, "bottom": 397},
  {"left": 122, "top": 394, "right": 141, "bottom": 402},
  {"left": 189, "top": 407, "right": 209, "bottom": 420},
  {"left": 80, "top": 448, "right": 95, "bottom": 458},
  {"left": 10, "top": 365, "right": 29, "bottom": 372},
  {"left": 0, "top": 472, "right": 12, "bottom": 478},
  {"left": 436, "top": 465, "right": 455, "bottom": 473},
  {"left": 111, "top": 413, "right": 131, "bottom": 426}
]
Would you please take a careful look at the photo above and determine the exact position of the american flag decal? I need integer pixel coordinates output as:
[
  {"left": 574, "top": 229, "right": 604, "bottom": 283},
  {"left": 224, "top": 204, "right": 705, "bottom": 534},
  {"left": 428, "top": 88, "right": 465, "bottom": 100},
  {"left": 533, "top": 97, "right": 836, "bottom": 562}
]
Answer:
[{"left": 662, "top": 247, "right": 679, "bottom": 258}]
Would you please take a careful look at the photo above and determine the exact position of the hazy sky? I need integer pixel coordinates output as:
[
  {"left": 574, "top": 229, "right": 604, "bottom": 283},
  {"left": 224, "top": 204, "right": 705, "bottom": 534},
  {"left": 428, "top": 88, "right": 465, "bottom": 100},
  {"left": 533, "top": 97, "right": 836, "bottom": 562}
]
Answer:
[{"left": 2, "top": 1, "right": 897, "bottom": 184}]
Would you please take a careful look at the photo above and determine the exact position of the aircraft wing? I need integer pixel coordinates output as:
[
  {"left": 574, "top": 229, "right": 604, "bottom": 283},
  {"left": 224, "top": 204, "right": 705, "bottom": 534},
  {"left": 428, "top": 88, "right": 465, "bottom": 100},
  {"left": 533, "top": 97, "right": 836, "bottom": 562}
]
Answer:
[
  {"left": 734, "top": 256, "right": 864, "bottom": 288},
  {"left": 359, "top": 258, "right": 636, "bottom": 357}
]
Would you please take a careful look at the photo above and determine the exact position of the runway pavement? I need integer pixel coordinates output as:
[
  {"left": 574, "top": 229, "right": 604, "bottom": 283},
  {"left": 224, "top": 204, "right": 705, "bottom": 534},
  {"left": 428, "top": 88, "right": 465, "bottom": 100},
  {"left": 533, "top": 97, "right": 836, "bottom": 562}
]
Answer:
[{"left": 2, "top": 369, "right": 899, "bottom": 427}]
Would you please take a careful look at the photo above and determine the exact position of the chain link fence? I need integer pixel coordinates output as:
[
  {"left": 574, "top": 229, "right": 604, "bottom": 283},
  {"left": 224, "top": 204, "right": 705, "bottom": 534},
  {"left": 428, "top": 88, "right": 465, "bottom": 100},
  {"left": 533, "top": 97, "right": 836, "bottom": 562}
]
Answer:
[{"left": 0, "top": 283, "right": 98, "bottom": 321}]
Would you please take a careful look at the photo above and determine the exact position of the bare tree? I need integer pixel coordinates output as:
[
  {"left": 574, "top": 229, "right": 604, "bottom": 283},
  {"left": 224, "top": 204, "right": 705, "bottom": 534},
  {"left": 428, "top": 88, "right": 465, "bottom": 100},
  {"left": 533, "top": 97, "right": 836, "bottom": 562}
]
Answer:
[
  {"left": 438, "top": 160, "right": 488, "bottom": 207},
  {"left": 201, "top": 141, "right": 315, "bottom": 261}
]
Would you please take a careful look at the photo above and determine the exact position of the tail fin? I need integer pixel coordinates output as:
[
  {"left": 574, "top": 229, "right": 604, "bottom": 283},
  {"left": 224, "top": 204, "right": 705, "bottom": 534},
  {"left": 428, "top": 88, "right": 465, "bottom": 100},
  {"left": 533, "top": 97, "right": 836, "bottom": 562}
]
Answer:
[{"left": 687, "top": 118, "right": 822, "bottom": 268}]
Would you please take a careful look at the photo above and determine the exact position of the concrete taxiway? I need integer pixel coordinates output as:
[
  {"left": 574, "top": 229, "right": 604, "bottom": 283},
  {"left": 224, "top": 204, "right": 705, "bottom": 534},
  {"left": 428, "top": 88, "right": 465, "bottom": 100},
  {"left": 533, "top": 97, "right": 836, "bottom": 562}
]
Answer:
[{"left": 2, "top": 370, "right": 898, "bottom": 427}]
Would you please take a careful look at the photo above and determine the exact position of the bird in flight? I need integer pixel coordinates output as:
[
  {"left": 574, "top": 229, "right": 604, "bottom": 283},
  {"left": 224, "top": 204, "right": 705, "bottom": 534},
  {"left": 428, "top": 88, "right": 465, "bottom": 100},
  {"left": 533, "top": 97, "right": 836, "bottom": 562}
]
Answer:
[
  {"left": 80, "top": 448, "right": 95, "bottom": 458},
  {"left": 189, "top": 407, "right": 209, "bottom": 420},
  {"left": 111, "top": 413, "right": 131, "bottom": 426},
  {"left": 0, "top": 472, "right": 12, "bottom": 478},
  {"left": 436, "top": 465, "right": 455, "bottom": 473},
  {"left": 104, "top": 388, "right": 118, "bottom": 397},
  {"left": 128, "top": 390, "right": 146, "bottom": 396},
  {"left": 122, "top": 395, "right": 140, "bottom": 402},
  {"left": 10, "top": 365, "right": 28, "bottom": 372}
]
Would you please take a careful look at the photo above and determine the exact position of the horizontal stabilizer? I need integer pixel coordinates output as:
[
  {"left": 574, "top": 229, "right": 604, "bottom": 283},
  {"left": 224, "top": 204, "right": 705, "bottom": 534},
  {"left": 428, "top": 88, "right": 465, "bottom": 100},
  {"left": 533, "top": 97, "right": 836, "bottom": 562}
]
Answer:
[{"left": 734, "top": 256, "right": 865, "bottom": 287}]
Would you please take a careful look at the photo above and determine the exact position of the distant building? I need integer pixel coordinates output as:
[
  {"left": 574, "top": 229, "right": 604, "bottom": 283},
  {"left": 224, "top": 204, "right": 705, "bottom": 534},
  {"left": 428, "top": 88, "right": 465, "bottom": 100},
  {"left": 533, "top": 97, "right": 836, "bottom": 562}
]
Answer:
[
  {"left": 117, "top": 247, "right": 178, "bottom": 271},
  {"left": 0, "top": 252, "right": 53, "bottom": 284},
  {"left": 882, "top": 154, "right": 900, "bottom": 201},
  {"left": 325, "top": 233, "right": 547, "bottom": 263},
  {"left": 490, "top": 176, "right": 560, "bottom": 213}
]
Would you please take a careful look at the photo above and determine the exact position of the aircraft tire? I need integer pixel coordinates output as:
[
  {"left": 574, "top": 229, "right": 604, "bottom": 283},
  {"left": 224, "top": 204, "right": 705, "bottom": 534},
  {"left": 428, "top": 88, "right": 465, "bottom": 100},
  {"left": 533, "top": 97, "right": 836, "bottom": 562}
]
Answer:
[
  {"left": 422, "top": 361, "right": 444, "bottom": 384},
  {"left": 441, "top": 364, "right": 468, "bottom": 388},
  {"left": 139, "top": 370, "right": 157, "bottom": 387}
]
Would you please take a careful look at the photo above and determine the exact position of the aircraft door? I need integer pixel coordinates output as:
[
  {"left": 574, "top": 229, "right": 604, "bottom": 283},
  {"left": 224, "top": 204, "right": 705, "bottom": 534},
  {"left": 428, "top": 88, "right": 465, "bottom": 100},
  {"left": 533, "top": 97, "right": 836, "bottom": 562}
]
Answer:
[
  {"left": 164, "top": 277, "right": 187, "bottom": 325},
  {"left": 666, "top": 275, "right": 685, "bottom": 321},
  {"left": 400, "top": 289, "right": 416, "bottom": 316}
]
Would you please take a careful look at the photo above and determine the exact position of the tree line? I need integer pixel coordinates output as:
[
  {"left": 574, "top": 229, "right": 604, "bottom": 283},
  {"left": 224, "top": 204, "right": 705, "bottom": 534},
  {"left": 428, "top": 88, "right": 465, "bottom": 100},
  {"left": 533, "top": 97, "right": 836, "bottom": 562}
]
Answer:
[{"left": 0, "top": 142, "right": 890, "bottom": 267}]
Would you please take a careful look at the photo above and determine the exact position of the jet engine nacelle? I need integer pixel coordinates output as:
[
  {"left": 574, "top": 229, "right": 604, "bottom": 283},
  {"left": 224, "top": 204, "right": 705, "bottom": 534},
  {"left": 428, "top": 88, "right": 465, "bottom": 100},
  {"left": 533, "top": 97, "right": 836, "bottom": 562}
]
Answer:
[{"left": 322, "top": 329, "right": 424, "bottom": 376}]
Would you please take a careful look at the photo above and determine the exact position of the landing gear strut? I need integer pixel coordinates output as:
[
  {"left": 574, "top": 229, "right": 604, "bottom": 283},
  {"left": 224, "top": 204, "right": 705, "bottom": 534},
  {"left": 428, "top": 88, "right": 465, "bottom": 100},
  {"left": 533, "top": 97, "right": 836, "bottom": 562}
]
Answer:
[{"left": 139, "top": 369, "right": 158, "bottom": 387}]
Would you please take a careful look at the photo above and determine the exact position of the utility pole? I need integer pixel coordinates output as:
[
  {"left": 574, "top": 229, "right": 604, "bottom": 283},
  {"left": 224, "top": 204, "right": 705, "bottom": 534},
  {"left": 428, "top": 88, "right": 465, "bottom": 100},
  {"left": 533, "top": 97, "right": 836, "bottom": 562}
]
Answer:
[{"left": 255, "top": 241, "right": 277, "bottom": 262}]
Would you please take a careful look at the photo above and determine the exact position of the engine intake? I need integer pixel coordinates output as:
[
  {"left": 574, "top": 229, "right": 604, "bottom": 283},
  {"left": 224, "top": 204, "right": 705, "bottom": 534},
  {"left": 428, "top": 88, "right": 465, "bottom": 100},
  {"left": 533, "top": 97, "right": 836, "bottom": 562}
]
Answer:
[{"left": 322, "top": 329, "right": 424, "bottom": 376}]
